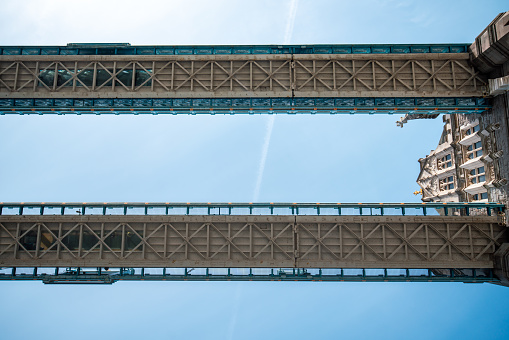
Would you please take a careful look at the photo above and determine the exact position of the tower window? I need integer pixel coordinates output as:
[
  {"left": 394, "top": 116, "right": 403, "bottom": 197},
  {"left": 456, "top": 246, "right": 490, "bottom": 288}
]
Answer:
[
  {"left": 472, "top": 192, "right": 488, "bottom": 201},
  {"left": 467, "top": 141, "right": 483, "bottom": 159},
  {"left": 469, "top": 166, "right": 486, "bottom": 184},
  {"left": 437, "top": 154, "right": 452, "bottom": 170},
  {"left": 465, "top": 124, "right": 480, "bottom": 136},
  {"left": 439, "top": 176, "right": 455, "bottom": 191}
]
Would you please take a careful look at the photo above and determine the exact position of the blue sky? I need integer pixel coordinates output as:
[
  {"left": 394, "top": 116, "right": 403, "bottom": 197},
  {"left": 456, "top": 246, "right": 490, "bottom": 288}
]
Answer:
[{"left": 1, "top": 1, "right": 509, "bottom": 339}]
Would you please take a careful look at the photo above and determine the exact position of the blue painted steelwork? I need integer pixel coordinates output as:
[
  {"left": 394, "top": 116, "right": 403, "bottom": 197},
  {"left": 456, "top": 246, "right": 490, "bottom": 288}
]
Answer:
[
  {"left": 0, "top": 202, "right": 503, "bottom": 216},
  {"left": 0, "top": 97, "right": 490, "bottom": 115},
  {"left": 0, "top": 43, "right": 470, "bottom": 56},
  {"left": 0, "top": 267, "right": 497, "bottom": 284}
]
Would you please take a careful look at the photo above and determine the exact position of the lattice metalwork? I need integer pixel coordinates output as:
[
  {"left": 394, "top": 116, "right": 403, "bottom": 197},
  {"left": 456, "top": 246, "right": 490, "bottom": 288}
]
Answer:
[
  {"left": 0, "top": 215, "right": 506, "bottom": 269},
  {"left": 0, "top": 54, "right": 486, "bottom": 99}
]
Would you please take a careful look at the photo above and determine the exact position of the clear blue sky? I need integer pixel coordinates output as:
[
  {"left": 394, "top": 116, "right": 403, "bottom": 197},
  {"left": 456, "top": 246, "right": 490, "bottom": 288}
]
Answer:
[{"left": 1, "top": 1, "right": 508, "bottom": 339}]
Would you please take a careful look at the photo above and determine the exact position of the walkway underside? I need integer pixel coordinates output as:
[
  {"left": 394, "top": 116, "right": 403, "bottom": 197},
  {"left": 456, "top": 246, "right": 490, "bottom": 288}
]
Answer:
[
  {"left": 0, "top": 54, "right": 485, "bottom": 98},
  {"left": 0, "top": 50, "right": 490, "bottom": 115},
  {"left": 1, "top": 215, "right": 506, "bottom": 269}
]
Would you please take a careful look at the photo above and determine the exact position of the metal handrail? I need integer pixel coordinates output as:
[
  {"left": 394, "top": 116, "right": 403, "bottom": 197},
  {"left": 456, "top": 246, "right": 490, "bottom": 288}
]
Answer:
[
  {"left": 0, "top": 43, "right": 470, "bottom": 56},
  {"left": 0, "top": 202, "right": 504, "bottom": 216}
]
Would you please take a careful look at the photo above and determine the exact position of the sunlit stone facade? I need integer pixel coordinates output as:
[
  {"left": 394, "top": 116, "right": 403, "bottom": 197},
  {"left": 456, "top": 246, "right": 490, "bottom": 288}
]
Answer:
[{"left": 417, "top": 113, "right": 507, "bottom": 204}]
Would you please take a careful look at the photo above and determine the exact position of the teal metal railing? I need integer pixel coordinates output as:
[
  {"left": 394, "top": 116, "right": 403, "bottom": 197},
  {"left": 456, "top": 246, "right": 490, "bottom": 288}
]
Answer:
[
  {"left": 0, "top": 266, "right": 498, "bottom": 284},
  {"left": 0, "top": 97, "right": 489, "bottom": 116},
  {"left": 0, "top": 43, "right": 470, "bottom": 56},
  {"left": 0, "top": 202, "right": 504, "bottom": 217}
]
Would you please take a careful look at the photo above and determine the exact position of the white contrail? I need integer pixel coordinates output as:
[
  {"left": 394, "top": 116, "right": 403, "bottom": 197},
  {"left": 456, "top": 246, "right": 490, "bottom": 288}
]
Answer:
[
  {"left": 253, "top": 115, "right": 275, "bottom": 202},
  {"left": 226, "top": 283, "right": 242, "bottom": 340},
  {"left": 253, "top": 0, "right": 298, "bottom": 202},
  {"left": 284, "top": 0, "right": 299, "bottom": 44}
]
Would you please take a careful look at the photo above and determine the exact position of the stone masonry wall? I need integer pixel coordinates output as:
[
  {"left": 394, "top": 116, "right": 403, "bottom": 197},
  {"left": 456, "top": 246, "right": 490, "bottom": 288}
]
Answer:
[{"left": 481, "top": 91, "right": 509, "bottom": 204}]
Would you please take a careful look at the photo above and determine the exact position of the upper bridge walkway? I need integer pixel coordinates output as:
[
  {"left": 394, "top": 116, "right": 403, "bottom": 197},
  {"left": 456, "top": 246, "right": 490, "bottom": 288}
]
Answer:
[{"left": 0, "top": 43, "right": 489, "bottom": 115}]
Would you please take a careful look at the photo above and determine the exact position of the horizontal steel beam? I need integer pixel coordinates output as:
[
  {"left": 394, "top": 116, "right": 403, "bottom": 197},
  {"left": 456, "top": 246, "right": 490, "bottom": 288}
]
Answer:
[
  {"left": 0, "top": 53, "right": 486, "bottom": 99},
  {"left": 0, "top": 214, "right": 506, "bottom": 270}
]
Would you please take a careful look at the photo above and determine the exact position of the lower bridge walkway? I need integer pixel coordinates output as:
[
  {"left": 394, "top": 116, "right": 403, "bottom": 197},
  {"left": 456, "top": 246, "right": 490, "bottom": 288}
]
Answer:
[{"left": 0, "top": 202, "right": 507, "bottom": 284}]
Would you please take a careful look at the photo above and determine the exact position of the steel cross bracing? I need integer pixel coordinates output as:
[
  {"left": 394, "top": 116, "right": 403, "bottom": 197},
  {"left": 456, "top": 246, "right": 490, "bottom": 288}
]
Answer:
[
  {"left": 1, "top": 214, "right": 505, "bottom": 268},
  {"left": 0, "top": 203, "right": 506, "bottom": 274},
  {"left": 0, "top": 49, "right": 489, "bottom": 115}
]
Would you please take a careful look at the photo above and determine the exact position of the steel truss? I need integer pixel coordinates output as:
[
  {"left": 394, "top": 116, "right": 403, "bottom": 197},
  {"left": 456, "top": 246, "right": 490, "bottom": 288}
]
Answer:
[
  {"left": 0, "top": 54, "right": 486, "bottom": 100},
  {"left": 0, "top": 214, "right": 506, "bottom": 270}
]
